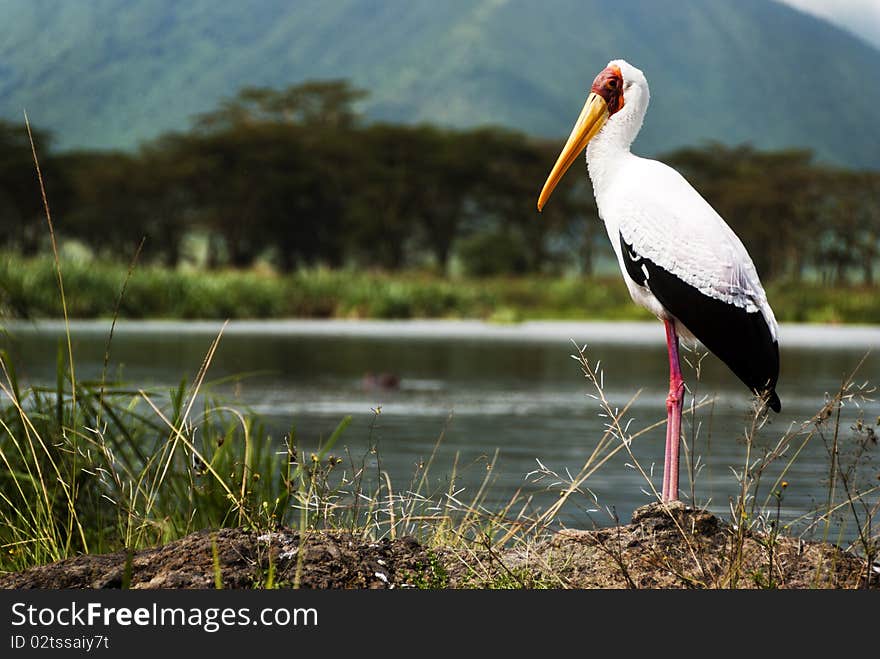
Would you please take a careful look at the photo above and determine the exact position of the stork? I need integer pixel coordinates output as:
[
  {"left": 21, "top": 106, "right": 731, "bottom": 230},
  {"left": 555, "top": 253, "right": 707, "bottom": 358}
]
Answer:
[{"left": 537, "top": 59, "right": 780, "bottom": 502}]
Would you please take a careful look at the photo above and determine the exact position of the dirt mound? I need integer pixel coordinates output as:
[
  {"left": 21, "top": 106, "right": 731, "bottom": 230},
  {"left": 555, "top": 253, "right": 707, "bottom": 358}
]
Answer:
[
  {"left": 0, "top": 529, "right": 430, "bottom": 589},
  {"left": 2, "top": 504, "right": 876, "bottom": 589},
  {"left": 447, "top": 502, "right": 877, "bottom": 589}
]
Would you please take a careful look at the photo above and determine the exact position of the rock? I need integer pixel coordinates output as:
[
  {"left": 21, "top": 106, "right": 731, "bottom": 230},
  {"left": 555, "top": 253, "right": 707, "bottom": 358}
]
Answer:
[{"left": 631, "top": 501, "right": 719, "bottom": 535}]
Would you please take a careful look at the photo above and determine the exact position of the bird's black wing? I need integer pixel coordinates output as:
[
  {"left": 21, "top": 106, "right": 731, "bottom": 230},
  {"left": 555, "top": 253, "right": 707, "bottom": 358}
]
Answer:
[{"left": 621, "top": 233, "right": 780, "bottom": 412}]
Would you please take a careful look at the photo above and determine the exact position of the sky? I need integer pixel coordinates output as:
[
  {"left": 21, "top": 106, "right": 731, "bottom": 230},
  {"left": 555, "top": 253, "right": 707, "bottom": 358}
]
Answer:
[{"left": 778, "top": 0, "right": 880, "bottom": 49}]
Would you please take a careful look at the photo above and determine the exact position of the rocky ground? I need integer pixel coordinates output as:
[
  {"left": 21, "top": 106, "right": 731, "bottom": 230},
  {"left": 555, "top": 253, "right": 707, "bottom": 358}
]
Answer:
[{"left": 2, "top": 503, "right": 876, "bottom": 589}]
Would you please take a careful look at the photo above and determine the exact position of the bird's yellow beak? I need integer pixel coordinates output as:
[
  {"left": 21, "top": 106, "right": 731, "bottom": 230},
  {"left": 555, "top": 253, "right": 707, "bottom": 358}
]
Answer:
[{"left": 537, "top": 92, "right": 609, "bottom": 212}]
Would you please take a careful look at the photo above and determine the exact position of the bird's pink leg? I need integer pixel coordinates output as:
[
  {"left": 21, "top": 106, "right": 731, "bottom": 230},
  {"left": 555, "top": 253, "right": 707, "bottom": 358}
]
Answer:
[{"left": 662, "top": 319, "right": 685, "bottom": 502}]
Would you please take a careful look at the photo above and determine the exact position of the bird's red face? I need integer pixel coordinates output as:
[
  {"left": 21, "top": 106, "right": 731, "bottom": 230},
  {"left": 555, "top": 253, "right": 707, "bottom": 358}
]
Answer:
[{"left": 591, "top": 65, "right": 625, "bottom": 116}]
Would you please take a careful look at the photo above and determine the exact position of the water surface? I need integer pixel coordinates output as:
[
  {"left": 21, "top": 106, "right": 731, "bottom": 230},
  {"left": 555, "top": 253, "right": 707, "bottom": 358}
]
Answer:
[{"left": 3, "top": 319, "right": 878, "bottom": 541}]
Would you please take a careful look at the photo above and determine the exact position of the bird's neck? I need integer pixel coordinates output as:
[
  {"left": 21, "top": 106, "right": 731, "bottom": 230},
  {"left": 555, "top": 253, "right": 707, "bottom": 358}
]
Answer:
[
  {"left": 586, "top": 137, "right": 628, "bottom": 195},
  {"left": 585, "top": 109, "right": 644, "bottom": 194}
]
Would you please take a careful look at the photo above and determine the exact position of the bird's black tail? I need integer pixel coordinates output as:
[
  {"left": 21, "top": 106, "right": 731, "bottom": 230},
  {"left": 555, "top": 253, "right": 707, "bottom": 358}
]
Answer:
[
  {"left": 619, "top": 235, "right": 781, "bottom": 414},
  {"left": 762, "top": 388, "right": 781, "bottom": 413}
]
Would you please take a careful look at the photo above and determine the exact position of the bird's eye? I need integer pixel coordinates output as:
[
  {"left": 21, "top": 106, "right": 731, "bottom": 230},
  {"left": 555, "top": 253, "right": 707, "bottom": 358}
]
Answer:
[{"left": 607, "top": 78, "right": 618, "bottom": 89}]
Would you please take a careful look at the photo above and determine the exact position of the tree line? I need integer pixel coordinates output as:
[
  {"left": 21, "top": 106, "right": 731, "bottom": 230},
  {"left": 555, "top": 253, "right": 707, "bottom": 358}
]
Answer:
[{"left": 1, "top": 80, "right": 877, "bottom": 283}]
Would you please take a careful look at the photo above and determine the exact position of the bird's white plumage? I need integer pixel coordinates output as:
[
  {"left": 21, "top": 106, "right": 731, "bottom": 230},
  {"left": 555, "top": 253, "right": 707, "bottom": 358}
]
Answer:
[{"left": 585, "top": 59, "right": 778, "bottom": 341}]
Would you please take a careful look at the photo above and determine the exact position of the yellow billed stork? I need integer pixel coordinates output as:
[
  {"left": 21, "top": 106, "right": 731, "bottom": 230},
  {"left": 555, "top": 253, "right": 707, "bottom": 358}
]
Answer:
[{"left": 537, "top": 59, "right": 780, "bottom": 502}]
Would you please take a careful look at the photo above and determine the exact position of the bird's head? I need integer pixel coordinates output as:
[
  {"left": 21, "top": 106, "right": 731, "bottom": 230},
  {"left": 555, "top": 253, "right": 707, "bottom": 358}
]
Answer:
[{"left": 537, "top": 59, "right": 648, "bottom": 211}]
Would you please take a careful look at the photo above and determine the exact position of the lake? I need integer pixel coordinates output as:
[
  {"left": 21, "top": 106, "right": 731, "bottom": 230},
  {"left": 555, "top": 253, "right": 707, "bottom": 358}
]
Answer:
[{"left": 2, "top": 319, "right": 879, "bottom": 543}]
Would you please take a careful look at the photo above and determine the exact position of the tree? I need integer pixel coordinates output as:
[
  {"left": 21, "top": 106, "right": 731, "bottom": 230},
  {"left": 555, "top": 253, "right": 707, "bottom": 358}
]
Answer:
[
  {"left": 0, "top": 121, "right": 61, "bottom": 255},
  {"left": 814, "top": 170, "right": 880, "bottom": 285},
  {"left": 61, "top": 141, "right": 198, "bottom": 267},
  {"left": 413, "top": 126, "right": 480, "bottom": 271},
  {"left": 345, "top": 124, "right": 429, "bottom": 270},
  {"left": 462, "top": 128, "right": 589, "bottom": 275},
  {"left": 194, "top": 80, "right": 367, "bottom": 131},
  {"left": 7, "top": 81, "right": 876, "bottom": 290}
]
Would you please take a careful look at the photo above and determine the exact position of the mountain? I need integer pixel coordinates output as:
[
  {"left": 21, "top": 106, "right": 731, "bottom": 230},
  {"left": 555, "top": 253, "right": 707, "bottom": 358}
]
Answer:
[{"left": 1, "top": 0, "right": 879, "bottom": 168}]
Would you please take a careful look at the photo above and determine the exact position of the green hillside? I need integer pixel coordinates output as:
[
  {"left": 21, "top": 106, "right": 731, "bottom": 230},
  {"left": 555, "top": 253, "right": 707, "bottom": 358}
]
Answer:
[{"left": 1, "top": 0, "right": 879, "bottom": 168}]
